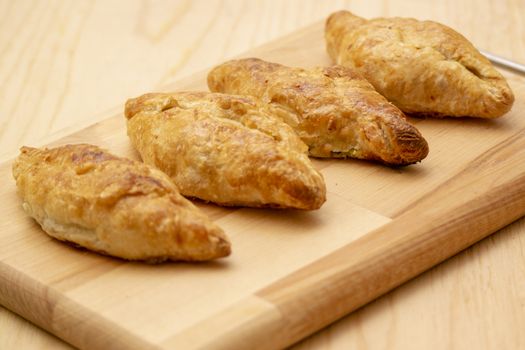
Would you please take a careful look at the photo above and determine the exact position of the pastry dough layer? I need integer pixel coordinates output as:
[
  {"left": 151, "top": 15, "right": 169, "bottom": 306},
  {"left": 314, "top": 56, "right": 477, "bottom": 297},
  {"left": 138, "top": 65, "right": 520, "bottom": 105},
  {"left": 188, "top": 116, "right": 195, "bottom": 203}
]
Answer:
[
  {"left": 125, "top": 92, "right": 326, "bottom": 210},
  {"left": 12, "top": 144, "right": 230, "bottom": 262},
  {"left": 208, "top": 58, "right": 428, "bottom": 165},
  {"left": 325, "top": 11, "right": 514, "bottom": 118}
]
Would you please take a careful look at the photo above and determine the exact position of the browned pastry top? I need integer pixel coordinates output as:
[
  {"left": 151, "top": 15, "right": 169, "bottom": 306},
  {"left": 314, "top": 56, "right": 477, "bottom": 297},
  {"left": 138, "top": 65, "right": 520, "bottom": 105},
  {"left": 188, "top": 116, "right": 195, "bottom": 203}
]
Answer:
[
  {"left": 12, "top": 144, "right": 230, "bottom": 262},
  {"left": 125, "top": 92, "right": 326, "bottom": 210},
  {"left": 208, "top": 58, "right": 428, "bottom": 165},
  {"left": 325, "top": 10, "right": 514, "bottom": 118}
]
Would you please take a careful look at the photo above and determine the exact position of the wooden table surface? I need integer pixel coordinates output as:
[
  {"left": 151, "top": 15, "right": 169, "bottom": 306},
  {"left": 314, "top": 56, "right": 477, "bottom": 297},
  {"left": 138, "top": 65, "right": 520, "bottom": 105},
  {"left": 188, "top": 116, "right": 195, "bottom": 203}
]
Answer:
[{"left": 1, "top": 0, "right": 524, "bottom": 349}]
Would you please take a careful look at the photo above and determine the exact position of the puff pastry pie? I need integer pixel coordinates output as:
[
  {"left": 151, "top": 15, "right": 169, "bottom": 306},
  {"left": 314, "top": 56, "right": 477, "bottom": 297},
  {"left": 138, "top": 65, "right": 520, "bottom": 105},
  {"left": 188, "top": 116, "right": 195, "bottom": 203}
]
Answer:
[
  {"left": 12, "top": 144, "right": 230, "bottom": 262},
  {"left": 325, "top": 10, "right": 514, "bottom": 118},
  {"left": 125, "top": 92, "right": 326, "bottom": 210},
  {"left": 207, "top": 58, "right": 428, "bottom": 165}
]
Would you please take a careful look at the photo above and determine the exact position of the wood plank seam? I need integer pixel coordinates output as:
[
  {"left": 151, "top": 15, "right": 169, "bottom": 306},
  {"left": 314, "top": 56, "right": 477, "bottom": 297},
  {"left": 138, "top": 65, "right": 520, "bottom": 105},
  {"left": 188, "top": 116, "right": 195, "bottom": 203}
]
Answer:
[{"left": 0, "top": 262, "right": 156, "bottom": 350}]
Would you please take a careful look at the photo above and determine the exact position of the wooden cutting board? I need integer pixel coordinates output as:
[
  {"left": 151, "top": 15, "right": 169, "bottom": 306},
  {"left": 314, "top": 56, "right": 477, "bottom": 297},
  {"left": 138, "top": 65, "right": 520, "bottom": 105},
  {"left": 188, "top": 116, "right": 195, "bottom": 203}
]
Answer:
[{"left": 1, "top": 22, "right": 525, "bottom": 350}]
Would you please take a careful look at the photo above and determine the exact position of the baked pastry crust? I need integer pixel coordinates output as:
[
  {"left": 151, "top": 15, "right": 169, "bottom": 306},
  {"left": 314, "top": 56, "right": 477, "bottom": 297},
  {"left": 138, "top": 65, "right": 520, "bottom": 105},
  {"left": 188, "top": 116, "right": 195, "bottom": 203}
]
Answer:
[
  {"left": 12, "top": 144, "right": 230, "bottom": 262},
  {"left": 207, "top": 58, "right": 428, "bottom": 165},
  {"left": 125, "top": 92, "right": 326, "bottom": 210},
  {"left": 325, "top": 10, "right": 514, "bottom": 118}
]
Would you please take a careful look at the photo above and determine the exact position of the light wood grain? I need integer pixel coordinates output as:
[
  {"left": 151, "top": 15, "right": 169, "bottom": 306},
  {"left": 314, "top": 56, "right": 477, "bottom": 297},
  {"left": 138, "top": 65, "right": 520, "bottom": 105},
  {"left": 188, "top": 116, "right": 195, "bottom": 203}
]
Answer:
[
  {"left": 0, "top": 0, "right": 352, "bottom": 162},
  {"left": 160, "top": 117, "right": 525, "bottom": 349},
  {"left": 294, "top": 217, "right": 525, "bottom": 350},
  {"left": 1, "top": 1, "right": 525, "bottom": 349},
  {"left": 256, "top": 131, "right": 525, "bottom": 348}
]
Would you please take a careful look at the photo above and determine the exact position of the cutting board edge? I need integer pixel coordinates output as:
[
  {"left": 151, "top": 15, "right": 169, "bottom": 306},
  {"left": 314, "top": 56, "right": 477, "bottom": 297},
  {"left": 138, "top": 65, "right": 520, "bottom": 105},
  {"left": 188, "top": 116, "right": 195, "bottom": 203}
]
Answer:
[
  {"left": 0, "top": 261, "right": 155, "bottom": 350},
  {"left": 163, "top": 130, "right": 525, "bottom": 349}
]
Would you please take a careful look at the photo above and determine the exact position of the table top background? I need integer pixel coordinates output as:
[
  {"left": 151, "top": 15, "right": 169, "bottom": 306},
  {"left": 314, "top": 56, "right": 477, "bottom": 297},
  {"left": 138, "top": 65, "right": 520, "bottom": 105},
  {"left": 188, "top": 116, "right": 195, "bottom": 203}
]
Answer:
[{"left": 1, "top": 0, "right": 524, "bottom": 349}]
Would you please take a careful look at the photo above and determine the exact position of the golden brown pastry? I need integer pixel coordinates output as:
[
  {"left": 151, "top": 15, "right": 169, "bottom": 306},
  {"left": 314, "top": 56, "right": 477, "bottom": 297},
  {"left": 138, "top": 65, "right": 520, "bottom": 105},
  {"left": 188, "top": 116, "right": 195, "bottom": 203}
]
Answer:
[
  {"left": 12, "top": 144, "right": 230, "bottom": 262},
  {"left": 207, "top": 58, "right": 428, "bottom": 165},
  {"left": 125, "top": 92, "right": 326, "bottom": 210},
  {"left": 325, "top": 10, "right": 514, "bottom": 118}
]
